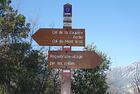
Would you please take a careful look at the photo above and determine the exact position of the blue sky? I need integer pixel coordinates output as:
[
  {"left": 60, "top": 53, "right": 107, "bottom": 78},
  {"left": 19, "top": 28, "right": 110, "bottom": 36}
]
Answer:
[{"left": 12, "top": 0, "right": 140, "bottom": 67}]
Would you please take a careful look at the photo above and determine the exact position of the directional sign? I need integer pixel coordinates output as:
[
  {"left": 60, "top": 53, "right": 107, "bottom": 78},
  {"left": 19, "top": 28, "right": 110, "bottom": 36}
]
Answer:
[
  {"left": 32, "top": 28, "right": 85, "bottom": 46},
  {"left": 48, "top": 51, "right": 103, "bottom": 69}
]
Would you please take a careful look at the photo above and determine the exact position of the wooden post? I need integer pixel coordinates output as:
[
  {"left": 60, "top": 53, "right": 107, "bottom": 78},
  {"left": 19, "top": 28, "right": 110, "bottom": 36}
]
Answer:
[
  {"left": 61, "top": 3, "right": 72, "bottom": 94},
  {"left": 61, "top": 69, "right": 71, "bottom": 94}
]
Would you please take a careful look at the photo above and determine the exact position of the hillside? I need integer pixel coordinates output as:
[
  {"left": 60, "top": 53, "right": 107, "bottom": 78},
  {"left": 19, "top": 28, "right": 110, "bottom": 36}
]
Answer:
[{"left": 106, "top": 61, "right": 140, "bottom": 94}]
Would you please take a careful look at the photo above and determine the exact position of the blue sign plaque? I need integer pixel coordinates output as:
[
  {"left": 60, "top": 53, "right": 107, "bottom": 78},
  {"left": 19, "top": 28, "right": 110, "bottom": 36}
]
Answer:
[{"left": 64, "top": 3, "right": 72, "bottom": 16}]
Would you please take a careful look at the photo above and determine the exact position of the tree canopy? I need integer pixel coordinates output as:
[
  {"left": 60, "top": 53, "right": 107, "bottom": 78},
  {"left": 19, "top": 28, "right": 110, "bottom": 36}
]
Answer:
[
  {"left": 0, "top": 1, "right": 51, "bottom": 94},
  {"left": 71, "top": 44, "right": 111, "bottom": 94}
]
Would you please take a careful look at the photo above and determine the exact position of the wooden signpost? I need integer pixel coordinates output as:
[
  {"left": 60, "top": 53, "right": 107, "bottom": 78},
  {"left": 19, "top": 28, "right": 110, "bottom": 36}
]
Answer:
[
  {"left": 32, "top": 3, "right": 102, "bottom": 94},
  {"left": 32, "top": 28, "right": 85, "bottom": 46},
  {"left": 48, "top": 51, "right": 102, "bottom": 69}
]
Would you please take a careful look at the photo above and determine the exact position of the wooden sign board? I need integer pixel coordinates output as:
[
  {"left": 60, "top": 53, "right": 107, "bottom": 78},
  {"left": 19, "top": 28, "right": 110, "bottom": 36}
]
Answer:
[
  {"left": 48, "top": 51, "right": 103, "bottom": 69},
  {"left": 32, "top": 28, "right": 85, "bottom": 46}
]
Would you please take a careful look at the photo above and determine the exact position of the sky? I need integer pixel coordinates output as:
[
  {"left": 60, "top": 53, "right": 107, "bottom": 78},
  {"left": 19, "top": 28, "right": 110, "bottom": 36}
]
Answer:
[{"left": 12, "top": 0, "right": 140, "bottom": 67}]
